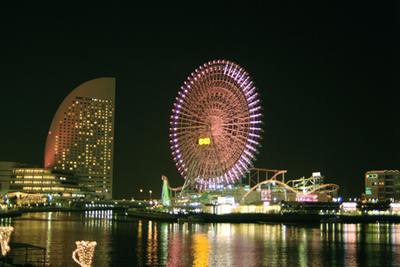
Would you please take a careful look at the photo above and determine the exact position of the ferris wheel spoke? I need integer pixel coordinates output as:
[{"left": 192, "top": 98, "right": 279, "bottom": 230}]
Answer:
[
  {"left": 177, "top": 122, "right": 207, "bottom": 129},
  {"left": 178, "top": 105, "right": 204, "bottom": 119}
]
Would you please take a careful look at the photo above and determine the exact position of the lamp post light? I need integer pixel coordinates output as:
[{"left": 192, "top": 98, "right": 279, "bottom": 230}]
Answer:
[
  {"left": 149, "top": 190, "right": 152, "bottom": 201},
  {"left": 140, "top": 189, "right": 143, "bottom": 200}
]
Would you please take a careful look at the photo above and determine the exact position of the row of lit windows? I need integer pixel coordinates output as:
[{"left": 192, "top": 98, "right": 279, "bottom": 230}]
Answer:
[
  {"left": 60, "top": 125, "right": 112, "bottom": 132},
  {"left": 56, "top": 142, "right": 111, "bottom": 148},
  {"left": 15, "top": 175, "right": 56, "bottom": 179},
  {"left": 57, "top": 162, "right": 111, "bottom": 167},
  {"left": 81, "top": 176, "right": 111, "bottom": 179},
  {"left": 56, "top": 162, "right": 111, "bottom": 168},
  {"left": 58, "top": 159, "right": 109, "bottom": 164},
  {"left": 53, "top": 166, "right": 111, "bottom": 175},
  {"left": 55, "top": 147, "right": 112, "bottom": 154},
  {"left": 56, "top": 132, "right": 113, "bottom": 139},
  {"left": 55, "top": 148, "right": 111, "bottom": 154},
  {"left": 55, "top": 160, "right": 110, "bottom": 165},
  {"left": 55, "top": 135, "right": 112, "bottom": 142},
  {"left": 63, "top": 115, "right": 113, "bottom": 119},
  {"left": 77, "top": 131, "right": 111, "bottom": 135},
  {"left": 56, "top": 151, "right": 112, "bottom": 157},
  {"left": 13, "top": 169, "right": 51, "bottom": 174},
  {"left": 66, "top": 110, "right": 113, "bottom": 115},
  {"left": 60, "top": 162, "right": 111, "bottom": 166},
  {"left": 65, "top": 117, "right": 113, "bottom": 122},
  {"left": 15, "top": 181, "right": 59, "bottom": 184},
  {"left": 23, "top": 187, "right": 79, "bottom": 191}
]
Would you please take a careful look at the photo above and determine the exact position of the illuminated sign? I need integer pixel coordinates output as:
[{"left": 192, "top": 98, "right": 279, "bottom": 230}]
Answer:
[
  {"left": 365, "top": 187, "right": 372, "bottom": 195},
  {"left": 198, "top": 137, "right": 210, "bottom": 145},
  {"left": 366, "top": 174, "right": 378, "bottom": 178},
  {"left": 312, "top": 172, "right": 321, "bottom": 177},
  {"left": 342, "top": 202, "right": 357, "bottom": 209}
]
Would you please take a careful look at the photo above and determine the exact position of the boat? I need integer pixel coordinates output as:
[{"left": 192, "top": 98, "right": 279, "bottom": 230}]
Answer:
[
  {"left": 125, "top": 208, "right": 177, "bottom": 222},
  {"left": 177, "top": 215, "right": 205, "bottom": 223},
  {"left": 320, "top": 216, "right": 342, "bottom": 223}
]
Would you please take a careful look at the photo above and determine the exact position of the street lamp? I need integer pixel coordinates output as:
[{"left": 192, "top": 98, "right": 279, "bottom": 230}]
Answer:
[
  {"left": 149, "top": 190, "right": 152, "bottom": 201},
  {"left": 140, "top": 189, "right": 143, "bottom": 200}
]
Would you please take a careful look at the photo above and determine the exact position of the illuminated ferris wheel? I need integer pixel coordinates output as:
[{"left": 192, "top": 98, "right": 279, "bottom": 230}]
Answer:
[{"left": 169, "top": 60, "right": 263, "bottom": 191}]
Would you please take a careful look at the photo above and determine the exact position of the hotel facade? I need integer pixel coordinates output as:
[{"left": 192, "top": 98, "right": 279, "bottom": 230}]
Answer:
[{"left": 44, "top": 77, "right": 116, "bottom": 200}]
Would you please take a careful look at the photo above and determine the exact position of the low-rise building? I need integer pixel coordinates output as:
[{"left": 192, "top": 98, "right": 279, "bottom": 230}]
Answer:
[
  {"left": 0, "top": 161, "right": 83, "bottom": 198},
  {"left": 365, "top": 170, "right": 400, "bottom": 202}
]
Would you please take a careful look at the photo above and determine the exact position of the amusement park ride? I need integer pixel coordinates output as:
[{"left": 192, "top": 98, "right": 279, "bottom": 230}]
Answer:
[{"left": 163, "top": 60, "right": 339, "bottom": 207}]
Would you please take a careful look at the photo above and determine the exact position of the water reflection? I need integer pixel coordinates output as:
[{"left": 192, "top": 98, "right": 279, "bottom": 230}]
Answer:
[
  {"left": 192, "top": 234, "right": 210, "bottom": 267},
  {"left": 6, "top": 213, "right": 400, "bottom": 266}
]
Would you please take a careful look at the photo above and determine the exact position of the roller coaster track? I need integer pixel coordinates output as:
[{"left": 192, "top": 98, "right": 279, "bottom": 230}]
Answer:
[{"left": 239, "top": 173, "right": 339, "bottom": 203}]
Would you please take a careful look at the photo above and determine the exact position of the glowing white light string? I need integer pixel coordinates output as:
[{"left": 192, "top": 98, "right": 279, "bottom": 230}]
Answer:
[
  {"left": 72, "top": 240, "right": 97, "bottom": 267},
  {"left": 0, "top": 226, "right": 13, "bottom": 257}
]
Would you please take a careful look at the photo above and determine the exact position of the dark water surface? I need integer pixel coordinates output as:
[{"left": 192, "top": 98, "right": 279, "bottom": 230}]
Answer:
[{"left": 4, "top": 211, "right": 400, "bottom": 266}]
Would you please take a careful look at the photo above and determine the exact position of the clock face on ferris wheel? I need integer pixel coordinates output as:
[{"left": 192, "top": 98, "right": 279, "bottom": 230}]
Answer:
[{"left": 169, "top": 60, "right": 262, "bottom": 191}]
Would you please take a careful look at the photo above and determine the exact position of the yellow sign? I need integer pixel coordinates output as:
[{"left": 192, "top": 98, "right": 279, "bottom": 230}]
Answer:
[{"left": 198, "top": 138, "right": 210, "bottom": 145}]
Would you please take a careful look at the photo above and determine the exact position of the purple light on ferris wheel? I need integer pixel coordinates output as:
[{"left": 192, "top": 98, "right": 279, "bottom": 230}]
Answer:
[
  {"left": 247, "top": 139, "right": 259, "bottom": 146},
  {"left": 232, "top": 167, "right": 238, "bottom": 176},
  {"left": 249, "top": 133, "right": 260, "bottom": 138},
  {"left": 243, "top": 81, "right": 253, "bottom": 92},
  {"left": 241, "top": 155, "right": 251, "bottom": 165},
  {"left": 250, "top": 113, "right": 262, "bottom": 119},
  {"left": 244, "top": 150, "right": 254, "bottom": 158},
  {"left": 248, "top": 99, "right": 260, "bottom": 108},
  {"left": 228, "top": 171, "right": 236, "bottom": 183},
  {"left": 245, "top": 87, "right": 256, "bottom": 97},
  {"left": 245, "top": 144, "right": 257, "bottom": 152},
  {"left": 249, "top": 106, "right": 261, "bottom": 113},
  {"left": 224, "top": 173, "right": 229, "bottom": 184},
  {"left": 247, "top": 93, "right": 258, "bottom": 102},
  {"left": 237, "top": 73, "right": 246, "bottom": 83},
  {"left": 249, "top": 127, "right": 261, "bottom": 131},
  {"left": 235, "top": 163, "right": 244, "bottom": 175}
]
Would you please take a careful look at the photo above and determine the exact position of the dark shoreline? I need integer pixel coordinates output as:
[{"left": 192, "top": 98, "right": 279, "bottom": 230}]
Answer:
[
  {"left": 126, "top": 209, "right": 400, "bottom": 224},
  {"left": 4, "top": 208, "right": 400, "bottom": 224},
  {"left": 0, "top": 206, "right": 128, "bottom": 219}
]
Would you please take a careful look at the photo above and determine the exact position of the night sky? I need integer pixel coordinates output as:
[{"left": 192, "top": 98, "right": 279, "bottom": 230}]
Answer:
[{"left": 1, "top": 1, "right": 399, "bottom": 200}]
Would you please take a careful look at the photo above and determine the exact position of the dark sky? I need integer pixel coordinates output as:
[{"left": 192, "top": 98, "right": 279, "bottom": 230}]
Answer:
[{"left": 1, "top": 1, "right": 399, "bottom": 200}]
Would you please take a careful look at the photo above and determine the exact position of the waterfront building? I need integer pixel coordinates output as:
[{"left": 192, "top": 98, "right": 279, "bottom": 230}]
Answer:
[
  {"left": 44, "top": 78, "right": 116, "bottom": 200},
  {"left": 365, "top": 170, "right": 400, "bottom": 202},
  {"left": 0, "top": 162, "right": 81, "bottom": 198}
]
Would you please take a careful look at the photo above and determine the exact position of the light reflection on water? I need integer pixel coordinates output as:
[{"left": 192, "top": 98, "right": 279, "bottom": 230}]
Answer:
[{"left": 3, "top": 212, "right": 400, "bottom": 266}]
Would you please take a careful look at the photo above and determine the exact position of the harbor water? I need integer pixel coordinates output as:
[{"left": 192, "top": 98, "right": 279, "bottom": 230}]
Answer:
[{"left": 4, "top": 210, "right": 400, "bottom": 266}]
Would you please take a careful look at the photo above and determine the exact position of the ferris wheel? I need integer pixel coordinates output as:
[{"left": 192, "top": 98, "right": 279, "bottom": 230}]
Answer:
[{"left": 169, "top": 60, "right": 263, "bottom": 191}]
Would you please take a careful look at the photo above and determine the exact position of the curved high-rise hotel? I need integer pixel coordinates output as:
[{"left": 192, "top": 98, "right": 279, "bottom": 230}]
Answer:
[{"left": 44, "top": 77, "right": 115, "bottom": 200}]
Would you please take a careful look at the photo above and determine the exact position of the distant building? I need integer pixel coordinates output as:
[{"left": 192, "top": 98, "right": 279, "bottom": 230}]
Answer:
[
  {"left": 44, "top": 78, "right": 116, "bottom": 200},
  {"left": 365, "top": 170, "right": 400, "bottom": 202}
]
